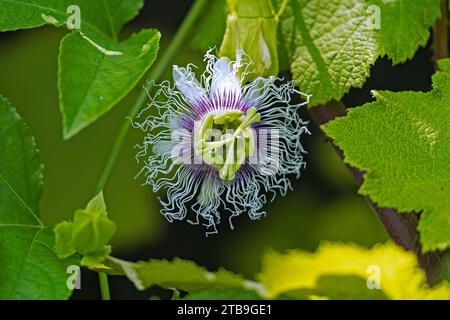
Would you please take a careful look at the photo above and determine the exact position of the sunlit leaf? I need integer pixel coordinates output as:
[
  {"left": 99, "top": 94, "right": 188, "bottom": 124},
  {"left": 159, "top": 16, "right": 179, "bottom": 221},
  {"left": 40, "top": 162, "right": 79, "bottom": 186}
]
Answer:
[
  {"left": 274, "top": 0, "right": 440, "bottom": 105},
  {"left": 323, "top": 59, "right": 450, "bottom": 252},
  {"left": 259, "top": 242, "right": 450, "bottom": 299}
]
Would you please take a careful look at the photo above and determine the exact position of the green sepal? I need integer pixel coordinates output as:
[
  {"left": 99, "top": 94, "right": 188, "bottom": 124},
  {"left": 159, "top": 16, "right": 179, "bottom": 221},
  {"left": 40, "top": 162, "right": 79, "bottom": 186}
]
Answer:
[
  {"left": 81, "top": 245, "right": 112, "bottom": 266},
  {"left": 54, "top": 221, "right": 77, "bottom": 259},
  {"left": 54, "top": 191, "right": 116, "bottom": 266}
]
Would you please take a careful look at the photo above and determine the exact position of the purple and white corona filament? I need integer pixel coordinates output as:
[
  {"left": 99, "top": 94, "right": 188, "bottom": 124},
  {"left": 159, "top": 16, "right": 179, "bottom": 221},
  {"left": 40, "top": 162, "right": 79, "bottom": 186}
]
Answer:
[{"left": 134, "top": 50, "right": 310, "bottom": 234}]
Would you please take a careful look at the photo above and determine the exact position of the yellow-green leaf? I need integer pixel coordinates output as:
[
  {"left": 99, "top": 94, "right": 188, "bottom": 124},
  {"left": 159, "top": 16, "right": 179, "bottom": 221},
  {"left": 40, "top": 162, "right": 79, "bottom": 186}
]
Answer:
[
  {"left": 323, "top": 59, "right": 450, "bottom": 252},
  {"left": 259, "top": 242, "right": 450, "bottom": 299}
]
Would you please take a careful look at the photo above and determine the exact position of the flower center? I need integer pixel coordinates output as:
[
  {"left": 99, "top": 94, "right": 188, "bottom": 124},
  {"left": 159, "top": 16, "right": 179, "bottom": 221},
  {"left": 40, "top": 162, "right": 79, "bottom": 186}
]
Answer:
[{"left": 194, "top": 107, "right": 260, "bottom": 181}]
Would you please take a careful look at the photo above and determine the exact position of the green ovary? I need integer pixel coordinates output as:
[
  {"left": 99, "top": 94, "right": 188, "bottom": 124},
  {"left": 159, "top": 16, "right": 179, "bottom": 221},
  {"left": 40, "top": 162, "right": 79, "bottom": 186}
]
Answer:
[{"left": 194, "top": 107, "right": 260, "bottom": 181}]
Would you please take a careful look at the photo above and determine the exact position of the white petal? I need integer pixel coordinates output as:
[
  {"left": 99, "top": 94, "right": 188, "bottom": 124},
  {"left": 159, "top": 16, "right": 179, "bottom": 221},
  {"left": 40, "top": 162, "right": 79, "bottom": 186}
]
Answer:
[
  {"left": 173, "top": 65, "right": 206, "bottom": 103},
  {"left": 210, "top": 57, "right": 242, "bottom": 98},
  {"left": 152, "top": 140, "right": 174, "bottom": 156}
]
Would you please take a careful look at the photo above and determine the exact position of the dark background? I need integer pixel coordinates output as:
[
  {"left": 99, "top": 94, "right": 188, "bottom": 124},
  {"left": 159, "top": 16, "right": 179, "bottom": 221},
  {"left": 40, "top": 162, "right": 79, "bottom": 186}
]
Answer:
[{"left": 0, "top": 0, "right": 440, "bottom": 299}]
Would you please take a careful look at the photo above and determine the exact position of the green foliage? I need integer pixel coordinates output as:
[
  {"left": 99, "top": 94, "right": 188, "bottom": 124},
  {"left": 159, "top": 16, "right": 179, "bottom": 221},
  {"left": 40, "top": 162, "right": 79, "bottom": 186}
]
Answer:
[
  {"left": 220, "top": 0, "right": 279, "bottom": 78},
  {"left": 0, "top": 0, "right": 142, "bottom": 34},
  {"left": 0, "top": 96, "right": 78, "bottom": 299},
  {"left": 274, "top": 0, "right": 440, "bottom": 106},
  {"left": 1, "top": 0, "right": 448, "bottom": 301},
  {"left": 0, "top": 0, "right": 160, "bottom": 139},
  {"left": 91, "top": 241, "right": 450, "bottom": 300},
  {"left": 93, "top": 256, "right": 253, "bottom": 293},
  {"left": 0, "top": 0, "right": 68, "bottom": 31},
  {"left": 212, "top": 0, "right": 440, "bottom": 105},
  {"left": 55, "top": 192, "right": 116, "bottom": 266},
  {"left": 223, "top": 193, "right": 388, "bottom": 277},
  {"left": 371, "top": 0, "right": 442, "bottom": 63},
  {"left": 323, "top": 59, "right": 450, "bottom": 252},
  {"left": 0, "top": 28, "right": 164, "bottom": 251},
  {"left": 58, "top": 29, "right": 160, "bottom": 138},
  {"left": 259, "top": 242, "right": 450, "bottom": 299}
]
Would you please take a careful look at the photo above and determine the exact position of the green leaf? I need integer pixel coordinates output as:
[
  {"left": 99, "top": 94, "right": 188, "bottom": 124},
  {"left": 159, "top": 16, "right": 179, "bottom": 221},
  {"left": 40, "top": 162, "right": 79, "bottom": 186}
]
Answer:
[
  {"left": 57, "top": 0, "right": 160, "bottom": 139},
  {"left": 259, "top": 242, "right": 450, "bottom": 299},
  {"left": 371, "top": 0, "right": 442, "bottom": 64},
  {"left": 93, "top": 256, "right": 257, "bottom": 294},
  {"left": 0, "top": 0, "right": 68, "bottom": 31},
  {"left": 0, "top": 0, "right": 160, "bottom": 138},
  {"left": 418, "top": 209, "right": 449, "bottom": 252},
  {"left": 55, "top": 191, "right": 116, "bottom": 266},
  {"left": 0, "top": 0, "right": 143, "bottom": 39},
  {"left": 323, "top": 59, "right": 450, "bottom": 252},
  {"left": 275, "top": 0, "right": 440, "bottom": 106},
  {"left": 0, "top": 96, "right": 78, "bottom": 299},
  {"left": 59, "top": 30, "right": 160, "bottom": 138}
]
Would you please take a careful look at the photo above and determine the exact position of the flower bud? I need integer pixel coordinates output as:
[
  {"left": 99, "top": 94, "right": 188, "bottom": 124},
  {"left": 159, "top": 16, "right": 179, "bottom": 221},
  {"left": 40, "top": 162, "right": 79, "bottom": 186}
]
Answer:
[
  {"left": 220, "top": 0, "right": 279, "bottom": 79},
  {"left": 54, "top": 192, "right": 116, "bottom": 265}
]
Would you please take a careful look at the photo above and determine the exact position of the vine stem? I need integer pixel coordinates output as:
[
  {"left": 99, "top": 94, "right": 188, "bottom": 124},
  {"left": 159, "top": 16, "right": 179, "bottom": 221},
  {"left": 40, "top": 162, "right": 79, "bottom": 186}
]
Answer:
[
  {"left": 276, "top": 0, "right": 288, "bottom": 18},
  {"left": 93, "top": 0, "right": 210, "bottom": 300},
  {"left": 309, "top": 101, "right": 446, "bottom": 285},
  {"left": 98, "top": 273, "right": 110, "bottom": 300},
  {"left": 433, "top": 0, "right": 448, "bottom": 62}
]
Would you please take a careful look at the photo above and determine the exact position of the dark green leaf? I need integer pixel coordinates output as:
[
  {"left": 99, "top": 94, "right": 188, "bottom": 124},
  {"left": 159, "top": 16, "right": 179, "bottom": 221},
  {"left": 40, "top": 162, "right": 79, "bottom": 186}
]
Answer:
[
  {"left": 59, "top": 29, "right": 160, "bottom": 138},
  {"left": 0, "top": 0, "right": 144, "bottom": 39},
  {"left": 94, "top": 256, "right": 255, "bottom": 294},
  {"left": 0, "top": 96, "right": 77, "bottom": 299},
  {"left": 0, "top": 0, "right": 161, "bottom": 138}
]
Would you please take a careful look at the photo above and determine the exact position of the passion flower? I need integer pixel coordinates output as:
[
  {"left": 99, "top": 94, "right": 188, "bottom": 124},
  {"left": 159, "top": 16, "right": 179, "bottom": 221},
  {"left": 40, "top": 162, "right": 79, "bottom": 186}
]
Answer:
[{"left": 134, "top": 50, "right": 310, "bottom": 235}]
